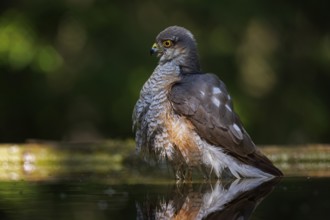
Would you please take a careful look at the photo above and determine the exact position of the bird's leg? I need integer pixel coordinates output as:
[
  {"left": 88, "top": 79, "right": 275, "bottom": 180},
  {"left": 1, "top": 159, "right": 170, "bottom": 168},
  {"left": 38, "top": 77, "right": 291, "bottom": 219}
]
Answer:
[
  {"left": 175, "top": 169, "right": 184, "bottom": 180},
  {"left": 169, "top": 150, "right": 187, "bottom": 180},
  {"left": 171, "top": 160, "right": 185, "bottom": 180}
]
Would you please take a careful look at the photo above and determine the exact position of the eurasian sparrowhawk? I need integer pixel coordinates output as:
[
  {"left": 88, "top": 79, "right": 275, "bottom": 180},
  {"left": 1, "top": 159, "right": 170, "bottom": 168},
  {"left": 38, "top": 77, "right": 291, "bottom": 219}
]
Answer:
[{"left": 133, "top": 26, "right": 282, "bottom": 179}]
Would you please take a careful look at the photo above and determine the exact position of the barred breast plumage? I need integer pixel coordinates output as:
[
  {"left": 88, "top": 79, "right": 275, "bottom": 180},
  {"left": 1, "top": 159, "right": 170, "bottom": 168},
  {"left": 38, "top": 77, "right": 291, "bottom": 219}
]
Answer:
[{"left": 133, "top": 63, "right": 179, "bottom": 158}]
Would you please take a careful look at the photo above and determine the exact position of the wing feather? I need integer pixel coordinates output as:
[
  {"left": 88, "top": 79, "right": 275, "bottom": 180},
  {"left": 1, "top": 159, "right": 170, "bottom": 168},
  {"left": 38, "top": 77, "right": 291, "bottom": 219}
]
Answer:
[
  {"left": 169, "top": 73, "right": 283, "bottom": 176},
  {"left": 169, "top": 73, "right": 255, "bottom": 156}
]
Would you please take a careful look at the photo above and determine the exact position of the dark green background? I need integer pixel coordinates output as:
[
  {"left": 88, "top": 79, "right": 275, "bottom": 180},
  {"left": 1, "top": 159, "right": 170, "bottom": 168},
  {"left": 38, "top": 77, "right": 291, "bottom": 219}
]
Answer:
[{"left": 0, "top": 0, "right": 329, "bottom": 144}]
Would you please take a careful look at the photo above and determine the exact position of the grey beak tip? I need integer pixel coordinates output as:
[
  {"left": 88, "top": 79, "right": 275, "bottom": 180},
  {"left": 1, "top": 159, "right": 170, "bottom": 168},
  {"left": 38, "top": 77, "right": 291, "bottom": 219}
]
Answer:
[{"left": 150, "top": 48, "right": 157, "bottom": 56}]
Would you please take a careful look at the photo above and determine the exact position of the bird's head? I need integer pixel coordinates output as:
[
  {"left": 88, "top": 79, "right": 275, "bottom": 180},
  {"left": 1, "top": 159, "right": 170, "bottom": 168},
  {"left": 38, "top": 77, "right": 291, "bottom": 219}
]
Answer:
[{"left": 150, "top": 26, "right": 200, "bottom": 73}]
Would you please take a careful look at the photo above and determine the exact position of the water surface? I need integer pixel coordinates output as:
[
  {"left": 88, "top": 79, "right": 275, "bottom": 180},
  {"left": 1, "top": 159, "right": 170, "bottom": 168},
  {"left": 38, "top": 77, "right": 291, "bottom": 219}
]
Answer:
[{"left": 0, "top": 176, "right": 328, "bottom": 219}]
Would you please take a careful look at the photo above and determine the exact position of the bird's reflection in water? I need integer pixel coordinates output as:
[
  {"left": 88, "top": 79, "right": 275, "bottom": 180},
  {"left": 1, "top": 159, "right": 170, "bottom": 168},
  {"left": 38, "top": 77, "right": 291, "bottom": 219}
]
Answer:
[{"left": 136, "top": 177, "right": 280, "bottom": 220}]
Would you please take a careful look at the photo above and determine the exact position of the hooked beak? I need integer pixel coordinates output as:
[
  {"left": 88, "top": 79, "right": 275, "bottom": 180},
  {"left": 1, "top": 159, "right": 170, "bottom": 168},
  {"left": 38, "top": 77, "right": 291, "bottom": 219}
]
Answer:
[{"left": 150, "top": 43, "right": 160, "bottom": 56}]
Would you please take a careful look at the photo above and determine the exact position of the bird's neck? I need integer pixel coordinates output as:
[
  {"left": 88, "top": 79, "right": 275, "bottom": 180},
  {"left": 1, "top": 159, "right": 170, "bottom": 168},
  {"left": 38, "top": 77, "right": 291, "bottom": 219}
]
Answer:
[
  {"left": 177, "top": 49, "right": 201, "bottom": 73},
  {"left": 158, "top": 48, "right": 201, "bottom": 74},
  {"left": 140, "top": 62, "right": 180, "bottom": 98},
  {"left": 141, "top": 50, "right": 200, "bottom": 99}
]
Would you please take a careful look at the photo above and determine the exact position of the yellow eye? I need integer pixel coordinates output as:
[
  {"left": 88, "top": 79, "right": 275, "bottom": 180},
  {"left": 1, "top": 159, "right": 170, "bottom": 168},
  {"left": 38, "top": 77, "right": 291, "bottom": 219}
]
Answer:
[{"left": 162, "top": 40, "right": 173, "bottom": 48}]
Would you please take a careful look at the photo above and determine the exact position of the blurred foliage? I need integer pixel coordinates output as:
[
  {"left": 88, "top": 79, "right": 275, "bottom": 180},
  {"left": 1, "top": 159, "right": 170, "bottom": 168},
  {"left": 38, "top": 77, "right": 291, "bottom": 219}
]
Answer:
[{"left": 0, "top": 0, "right": 329, "bottom": 144}]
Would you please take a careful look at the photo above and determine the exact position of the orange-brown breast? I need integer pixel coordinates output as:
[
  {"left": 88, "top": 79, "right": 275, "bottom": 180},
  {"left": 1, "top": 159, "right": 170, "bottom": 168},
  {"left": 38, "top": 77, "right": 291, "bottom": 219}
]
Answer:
[{"left": 164, "top": 110, "right": 202, "bottom": 166}]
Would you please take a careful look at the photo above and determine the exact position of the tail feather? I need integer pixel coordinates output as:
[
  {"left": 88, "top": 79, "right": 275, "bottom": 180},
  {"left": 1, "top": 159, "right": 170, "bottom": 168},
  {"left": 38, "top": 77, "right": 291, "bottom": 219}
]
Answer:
[
  {"left": 252, "top": 151, "right": 283, "bottom": 176},
  {"left": 232, "top": 150, "right": 283, "bottom": 177}
]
